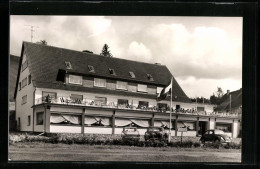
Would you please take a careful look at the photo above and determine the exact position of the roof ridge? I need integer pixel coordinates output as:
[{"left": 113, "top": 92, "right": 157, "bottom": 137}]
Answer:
[{"left": 23, "top": 41, "right": 167, "bottom": 67}]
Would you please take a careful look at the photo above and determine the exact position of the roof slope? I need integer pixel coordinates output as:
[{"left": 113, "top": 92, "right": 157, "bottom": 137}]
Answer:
[
  {"left": 15, "top": 42, "right": 190, "bottom": 102},
  {"left": 215, "top": 89, "right": 242, "bottom": 111},
  {"left": 9, "top": 55, "right": 20, "bottom": 102}
]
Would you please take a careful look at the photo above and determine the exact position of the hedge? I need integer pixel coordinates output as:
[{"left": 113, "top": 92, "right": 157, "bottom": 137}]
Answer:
[{"left": 9, "top": 133, "right": 241, "bottom": 149}]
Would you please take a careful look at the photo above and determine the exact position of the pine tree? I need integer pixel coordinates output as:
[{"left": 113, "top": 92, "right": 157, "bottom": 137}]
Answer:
[{"left": 100, "top": 44, "right": 113, "bottom": 57}]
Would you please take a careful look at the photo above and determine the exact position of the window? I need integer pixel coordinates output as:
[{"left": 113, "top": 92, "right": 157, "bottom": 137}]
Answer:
[
  {"left": 65, "top": 61, "right": 72, "bottom": 69},
  {"left": 36, "top": 112, "right": 44, "bottom": 125},
  {"left": 129, "top": 72, "right": 136, "bottom": 78},
  {"left": 19, "top": 82, "right": 21, "bottom": 91},
  {"left": 28, "top": 74, "right": 31, "bottom": 84},
  {"left": 88, "top": 65, "right": 95, "bottom": 73},
  {"left": 95, "top": 97, "right": 107, "bottom": 106},
  {"left": 27, "top": 115, "right": 31, "bottom": 126},
  {"left": 94, "top": 78, "right": 106, "bottom": 87},
  {"left": 118, "top": 99, "right": 128, "bottom": 106},
  {"left": 22, "top": 77, "right": 27, "bottom": 88},
  {"left": 215, "top": 123, "right": 232, "bottom": 132},
  {"left": 69, "top": 74, "right": 82, "bottom": 85},
  {"left": 43, "top": 91, "right": 57, "bottom": 100},
  {"left": 197, "top": 107, "right": 205, "bottom": 111},
  {"left": 71, "top": 94, "right": 83, "bottom": 104},
  {"left": 109, "top": 68, "right": 116, "bottom": 75},
  {"left": 21, "top": 60, "right": 28, "bottom": 71},
  {"left": 138, "top": 101, "right": 149, "bottom": 108},
  {"left": 22, "top": 95, "right": 27, "bottom": 105},
  {"left": 137, "top": 84, "right": 147, "bottom": 92},
  {"left": 147, "top": 74, "right": 154, "bottom": 81},
  {"left": 116, "top": 81, "right": 127, "bottom": 90},
  {"left": 157, "top": 103, "right": 168, "bottom": 112},
  {"left": 18, "top": 117, "right": 20, "bottom": 127},
  {"left": 157, "top": 87, "right": 163, "bottom": 94}
]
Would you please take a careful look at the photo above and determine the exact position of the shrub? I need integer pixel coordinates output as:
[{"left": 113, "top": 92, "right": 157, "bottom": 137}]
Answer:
[{"left": 224, "top": 142, "right": 241, "bottom": 149}]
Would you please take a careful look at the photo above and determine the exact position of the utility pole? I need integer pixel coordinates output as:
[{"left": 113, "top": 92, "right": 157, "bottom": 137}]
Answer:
[{"left": 25, "top": 25, "right": 39, "bottom": 42}]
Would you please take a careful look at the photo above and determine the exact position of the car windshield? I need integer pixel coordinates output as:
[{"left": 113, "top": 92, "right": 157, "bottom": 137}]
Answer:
[
  {"left": 125, "top": 128, "right": 136, "bottom": 132},
  {"left": 149, "top": 128, "right": 162, "bottom": 132},
  {"left": 214, "top": 130, "right": 225, "bottom": 134}
]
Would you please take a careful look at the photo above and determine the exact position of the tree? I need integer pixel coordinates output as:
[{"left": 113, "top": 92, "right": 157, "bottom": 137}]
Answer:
[
  {"left": 210, "top": 87, "right": 224, "bottom": 105},
  {"left": 216, "top": 87, "right": 224, "bottom": 98},
  {"left": 100, "top": 44, "right": 113, "bottom": 57},
  {"left": 36, "top": 40, "right": 48, "bottom": 45}
]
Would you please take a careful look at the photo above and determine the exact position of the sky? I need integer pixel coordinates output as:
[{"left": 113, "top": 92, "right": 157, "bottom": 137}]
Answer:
[{"left": 10, "top": 16, "right": 242, "bottom": 98}]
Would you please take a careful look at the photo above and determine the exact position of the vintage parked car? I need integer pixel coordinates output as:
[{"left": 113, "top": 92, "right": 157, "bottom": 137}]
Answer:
[
  {"left": 121, "top": 127, "right": 140, "bottom": 141},
  {"left": 144, "top": 127, "right": 169, "bottom": 142},
  {"left": 200, "top": 129, "right": 232, "bottom": 144}
]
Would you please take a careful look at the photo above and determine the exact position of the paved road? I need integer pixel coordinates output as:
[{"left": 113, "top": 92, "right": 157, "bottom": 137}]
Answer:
[{"left": 9, "top": 143, "right": 241, "bottom": 162}]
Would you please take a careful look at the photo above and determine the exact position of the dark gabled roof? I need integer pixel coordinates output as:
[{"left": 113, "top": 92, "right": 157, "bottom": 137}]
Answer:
[
  {"left": 14, "top": 42, "right": 190, "bottom": 103},
  {"left": 9, "top": 55, "right": 20, "bottom": 102},
  {"left": 215, "top": 88, "right": 242, "bottom": 111}
]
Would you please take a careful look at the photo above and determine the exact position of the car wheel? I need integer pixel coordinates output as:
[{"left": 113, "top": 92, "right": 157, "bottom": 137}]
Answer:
[
  {"left": 214, "top": 139, "right": 220, "bottom": 144},
  {"left": 200, "top": 138, "right": 205, "bottom": 144}
]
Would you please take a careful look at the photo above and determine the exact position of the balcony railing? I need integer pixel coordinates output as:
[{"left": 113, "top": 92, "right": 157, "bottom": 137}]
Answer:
[{"left": 35, "top": 96, "right": 240, "bottom": 118}]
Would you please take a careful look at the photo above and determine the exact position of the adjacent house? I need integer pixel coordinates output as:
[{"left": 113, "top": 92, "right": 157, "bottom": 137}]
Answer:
[
  {"left": 14, "top": 42, "right": 241, "bottom": 138},
  {"left": 9, "top": 54, "right": 20, "bottom": 131}
]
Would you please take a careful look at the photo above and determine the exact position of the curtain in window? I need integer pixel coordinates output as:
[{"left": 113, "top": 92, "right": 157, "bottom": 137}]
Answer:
[
  {"left": 62, "top": 115, "right": 81, "bottom": 124},
  {"left": 137, "top": 84, "right": 147, "bottom": 92},
  {"left": 50, "top": 114, "right": 65, "bottom": 123},
  {"left": 94, "top": 78, "right": 106, "bottom": 87},
  {"left": 177, "top": 121, "right": 186, "bottom": 128},
  {"left": 115, "top": 118, "right": 132, "bottom": 127},
  {"left": 100, "top": 117, "right": 111, "bottom": 126},
  {"left": 131, "top": 119, "right": 150, "bottom": 127},
  {"left": 84, "top": 116, "right": 98, "bottom": 125},
  {"left": 69, "top": 75, "right": 82, "bottom": 84},
  {"left": 161, "top": 120, "right": 173, "bottom": 128},
  {"left": 154, "top": 121, "right": 163, "bottom": 127},
  {"left": 183, "top": 122, "right": 195, "bottom": 130},
  {"left": 117, "top": 81, "right": 127, "bottom": 90}
]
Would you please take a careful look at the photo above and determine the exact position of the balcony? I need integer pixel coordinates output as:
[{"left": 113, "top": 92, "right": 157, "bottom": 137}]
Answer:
[{"left": 35, "top": 96, "right": 239, "bottom": 118}]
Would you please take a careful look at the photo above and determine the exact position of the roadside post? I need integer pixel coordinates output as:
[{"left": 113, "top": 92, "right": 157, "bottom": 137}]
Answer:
[{"left": 178, "top": 126, "right": 187, "bottom": 144}]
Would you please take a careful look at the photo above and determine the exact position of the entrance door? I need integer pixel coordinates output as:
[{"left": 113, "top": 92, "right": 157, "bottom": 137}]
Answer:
[{"left": 198, "top": 121, "right": 207, "bottom": 136}]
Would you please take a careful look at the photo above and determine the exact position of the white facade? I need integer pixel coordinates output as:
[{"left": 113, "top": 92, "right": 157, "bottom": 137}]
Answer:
[{"left": 15, "top": 51, "right": 35, "bottom": 132}]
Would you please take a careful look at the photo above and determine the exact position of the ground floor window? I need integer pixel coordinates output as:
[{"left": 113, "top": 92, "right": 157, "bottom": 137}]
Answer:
[
  {"left": 183, "top": 121, "right": 196, "bottom": 131},
  {"left": 36, "top": 112, "right": 44, "bottom": 125},
  {"left": 84, "top": 116, "right": 111, "bottom": 126},
  {"left": 215, "top": 123, "right": 232, "bottom": 132},
  {"left": 50, "top": 114, "right": 81, "bottom": 125},
  {"left": 114, "top": 118, "right": 150, "bottom": 128},
  {"left": 18, "top": 117, "right": 21, "bottom": 127},
  {"left": 27, "top": 115, "right": 31, "bottom": 126}
]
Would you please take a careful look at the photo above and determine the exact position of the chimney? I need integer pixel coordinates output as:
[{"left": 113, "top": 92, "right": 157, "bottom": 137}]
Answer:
[{"left": 227, "top": 90, "right": 230, "bottom": 95}]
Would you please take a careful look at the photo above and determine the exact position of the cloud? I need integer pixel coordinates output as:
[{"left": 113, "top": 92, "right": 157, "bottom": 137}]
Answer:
[
  {"left": 178, "top": 76, "right": 242, "bottom": 98},
  {"left": 126, "top": 41, "right": 152, "bottom": 61},
  {"left": 144, "top": 23, "right": 242, "bottom": 80}
]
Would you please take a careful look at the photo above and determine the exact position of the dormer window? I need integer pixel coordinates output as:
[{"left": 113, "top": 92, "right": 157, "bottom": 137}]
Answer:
[
  {"left": 88, "top": 65, "right": 95, "bottom": 73},
  {"left": 147, "top": 74, "right": 154, "bottom": 81},
  {"left": 129, "top": 72, "right": 135, "bottom": 78},
  {"left": 109, "top": 68, "right": 116, "bottom": 75},
  {"left": 65, "top": 61, "right": 72, "bottom": 69}
]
